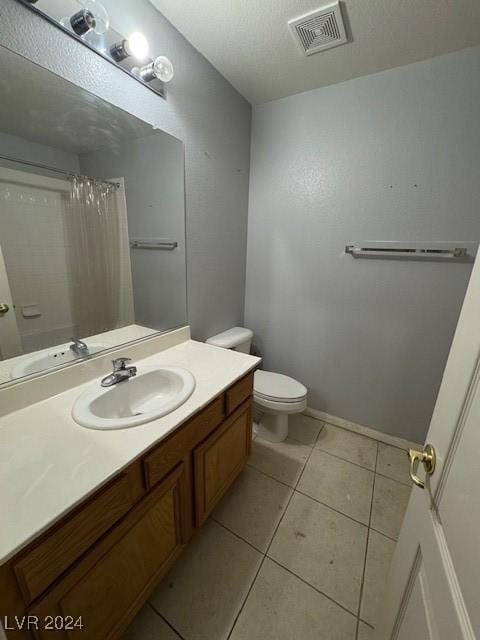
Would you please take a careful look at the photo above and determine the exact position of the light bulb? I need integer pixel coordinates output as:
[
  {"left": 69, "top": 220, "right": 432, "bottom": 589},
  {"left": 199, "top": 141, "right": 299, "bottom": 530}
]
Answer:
[
  {"left": 110, "top": 32, "right": 150, "bottom": 62},
  {"left": 134, "top": 56, "right": 174, "bottom": 83},
  {"left": 125, "top": 32, "right": 150, "bottom": 60},
  {"left": 69, "top": 0, "right": 109, "bottom": 36},
  {"left": 152, "top": 56, "right": 174, "bottom": 82}
]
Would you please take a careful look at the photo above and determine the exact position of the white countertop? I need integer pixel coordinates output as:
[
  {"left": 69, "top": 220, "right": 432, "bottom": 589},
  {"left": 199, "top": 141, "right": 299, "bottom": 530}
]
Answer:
[
  {"left": 0, "top": 338, "right": 260, "bottom": 564},
  {"left": 0, "top": 324, "right": 158, "bottom": 385}
]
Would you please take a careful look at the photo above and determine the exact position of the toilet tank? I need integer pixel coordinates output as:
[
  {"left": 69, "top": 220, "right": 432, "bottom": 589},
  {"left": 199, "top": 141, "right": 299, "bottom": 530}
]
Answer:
[{"left": 206, "top": 327, "right": 253, "bottom": 353}]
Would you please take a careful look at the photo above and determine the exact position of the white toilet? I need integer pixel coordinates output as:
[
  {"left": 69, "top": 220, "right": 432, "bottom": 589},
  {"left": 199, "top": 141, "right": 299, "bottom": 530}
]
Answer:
[{"left": 206, "top": 327, "right": 307, "bottom": 443}]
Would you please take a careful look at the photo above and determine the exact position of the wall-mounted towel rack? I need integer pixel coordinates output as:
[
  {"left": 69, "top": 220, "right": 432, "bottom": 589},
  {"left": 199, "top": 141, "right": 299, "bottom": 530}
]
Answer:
[
  {"left": 130, "top": 239, "right": 178, "bottom": 250},
  {"left": 345, "top": 241, "right": 477, "bottom": 262}
]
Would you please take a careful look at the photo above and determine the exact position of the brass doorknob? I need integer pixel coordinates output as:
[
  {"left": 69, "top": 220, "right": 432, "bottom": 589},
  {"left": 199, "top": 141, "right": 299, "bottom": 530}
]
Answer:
[
  {"left": 407, "top": 444, "right": 436, "bottom": 489},
  {"left": 0, "top": 303, "right": 9, "bottom": 315}
]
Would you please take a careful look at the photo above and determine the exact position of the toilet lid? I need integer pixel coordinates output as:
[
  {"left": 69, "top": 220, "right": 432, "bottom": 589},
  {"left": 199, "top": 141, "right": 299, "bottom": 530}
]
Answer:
[{"left": 254, "top": 370, "right": 307, "bottom": 402}]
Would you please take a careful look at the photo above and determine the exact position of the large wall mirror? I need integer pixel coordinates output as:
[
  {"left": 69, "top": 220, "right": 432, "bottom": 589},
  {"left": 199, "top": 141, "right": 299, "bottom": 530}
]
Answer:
[{"left": 0, "top": 45, "right": 187, "bottom": 386}]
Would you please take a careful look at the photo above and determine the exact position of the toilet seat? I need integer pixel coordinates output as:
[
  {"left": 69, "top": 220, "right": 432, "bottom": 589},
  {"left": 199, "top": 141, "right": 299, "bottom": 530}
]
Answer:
[
  {"left": 254, "top": 394, "right": 307, "bottom": 414},
  {"left": 254, "top": 370, "right": 307, "bottom": 404}
]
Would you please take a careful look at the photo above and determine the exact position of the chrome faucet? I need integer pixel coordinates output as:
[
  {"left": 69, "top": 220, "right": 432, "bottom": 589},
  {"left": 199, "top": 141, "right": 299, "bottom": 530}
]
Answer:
[
  {"left": 101, "top": 358, "right": 137, "bottom": 387},
  {"left": 70, "top": 338, "right": 89, "bottom": 356}
]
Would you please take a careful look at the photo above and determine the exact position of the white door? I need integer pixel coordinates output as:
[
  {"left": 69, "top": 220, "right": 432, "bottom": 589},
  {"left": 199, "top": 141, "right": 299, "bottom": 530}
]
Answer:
[
  {"left": 0, "top": 245, "right": 22, "bottom": 360},
  {"left": 376, "top": 253, "right": 480, "bottom": 638}
]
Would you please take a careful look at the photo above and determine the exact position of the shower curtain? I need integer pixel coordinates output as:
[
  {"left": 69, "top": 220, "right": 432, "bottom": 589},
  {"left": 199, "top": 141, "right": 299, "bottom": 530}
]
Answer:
[{"left": 65, "top": 176, "right": 121, "bottom": 338}]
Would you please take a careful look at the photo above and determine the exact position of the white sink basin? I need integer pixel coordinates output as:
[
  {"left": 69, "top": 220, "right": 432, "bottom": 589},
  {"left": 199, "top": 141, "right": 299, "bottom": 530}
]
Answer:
[
  {"left": 72, "top": 365, "right": 196, "bottom": 430},
  {"left": 10, "top": 342, "right": 107, "bottom": 379}
]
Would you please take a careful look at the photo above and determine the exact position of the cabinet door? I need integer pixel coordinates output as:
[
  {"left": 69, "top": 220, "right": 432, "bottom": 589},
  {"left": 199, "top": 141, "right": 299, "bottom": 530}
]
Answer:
[
  {"left": 194, "top": 401, "right": 252, "bottom": 526},
  {"left": 15, "top": 465, "right": 142, "bottom": 605},
  {"left": 30, "top": 464, "right": 187, "bottom": 640}
]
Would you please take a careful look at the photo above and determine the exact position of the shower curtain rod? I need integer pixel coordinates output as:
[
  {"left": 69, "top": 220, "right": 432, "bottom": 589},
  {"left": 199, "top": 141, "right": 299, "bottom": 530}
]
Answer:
[{"left": 0, "top": 153, "right": 120, "bottom": 188}]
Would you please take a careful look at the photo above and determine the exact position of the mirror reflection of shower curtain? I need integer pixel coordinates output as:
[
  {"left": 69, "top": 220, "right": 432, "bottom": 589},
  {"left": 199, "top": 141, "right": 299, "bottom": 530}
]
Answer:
[{"left": 65, "top": 176, "right": 121, "bottom": 338}]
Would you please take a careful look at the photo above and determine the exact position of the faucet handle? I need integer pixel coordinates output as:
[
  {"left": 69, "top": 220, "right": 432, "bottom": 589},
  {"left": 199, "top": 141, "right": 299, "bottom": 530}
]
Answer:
[{"left": 112, "top": 357, "right": 132, "bottom": 371}]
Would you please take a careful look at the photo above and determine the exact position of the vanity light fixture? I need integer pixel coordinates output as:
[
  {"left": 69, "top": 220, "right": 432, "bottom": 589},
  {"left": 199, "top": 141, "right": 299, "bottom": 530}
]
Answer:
[
  {"left": 134, "top": 56, "right": 174, "bottom": 83},
  {"left": 110, "top": 32, "right": 150, "bottom": 62},
  {"left": 67, "top": 0, "right": 109, "bottom": 37},
  {"left": 20, "top": 1, "right": 169, "bottom": 98}
]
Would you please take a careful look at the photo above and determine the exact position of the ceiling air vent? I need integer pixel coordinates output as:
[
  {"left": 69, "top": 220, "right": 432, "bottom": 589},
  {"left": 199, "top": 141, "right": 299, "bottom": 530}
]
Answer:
[{"left": 289, "top": 2, "right": 347, "bottom": 56}]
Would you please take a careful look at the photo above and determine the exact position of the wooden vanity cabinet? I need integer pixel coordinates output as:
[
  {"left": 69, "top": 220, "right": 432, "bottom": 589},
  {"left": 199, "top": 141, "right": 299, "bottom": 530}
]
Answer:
[
  {"left": 14, "top": 466, "right": 144, "bottom": 606},
  {"left": 0, "top": 372, "right": 253, "bottom": 640},
  {"left": 194, "top": 401, "right": 252, "bottom": 526},
  {"left": 30, "top": 464, "right": 187, "bottom": 639}
]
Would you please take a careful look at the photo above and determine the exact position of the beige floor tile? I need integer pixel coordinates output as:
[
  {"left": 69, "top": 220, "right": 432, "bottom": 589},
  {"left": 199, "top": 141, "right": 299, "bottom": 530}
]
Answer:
[
  {"left": 357, "top": 621, "right": 375, "bottom": 640},
  {"left": 361, "top": 530, "right": 396, "bottom": 627},
  {"left": 376, "top": 443, "right": 410, "bottom": 485},
  {"left": 315, "top": 424, "right": 377, "bottom": 470},
  {"left": 150, "top": 520, "right": 262, "bottom": 640},
  {"left": 268, "top": 492, "right": 368, "bottom": 614},
  {"left": 122, "top": 605, "right": 181, "bottom": 640},
  {"left": 230, "top": 558, "right": 357, "bottom": 640},
  {"left": 298, "top": 449, "right": 374, "bottom": 524},
  {"left": 212, "top": 466, "right": 292, "bottom": 552},
  {"left": 288, "top": 414, "right": 324, "bottom": 445},
  {"left": 371, "top": 475, "right": 411, "bottom": 540},
  {"left": 248, "top": 437, "right": 310, "bottom": 487}
]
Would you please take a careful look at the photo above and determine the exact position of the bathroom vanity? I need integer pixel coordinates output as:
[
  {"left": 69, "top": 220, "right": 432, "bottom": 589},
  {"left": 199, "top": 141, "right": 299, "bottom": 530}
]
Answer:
[
  {"left": 0, "top": 34, "right": 260, "bottom": 640},
  {"left": 0, "top": 329, "right": 259, "bottom": 639}
]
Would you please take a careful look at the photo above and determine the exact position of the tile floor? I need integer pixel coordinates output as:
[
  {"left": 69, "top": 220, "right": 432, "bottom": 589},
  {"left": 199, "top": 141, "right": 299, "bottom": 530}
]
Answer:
[{"left": 123, "top": 415, "right": 412, "bottom": 640}]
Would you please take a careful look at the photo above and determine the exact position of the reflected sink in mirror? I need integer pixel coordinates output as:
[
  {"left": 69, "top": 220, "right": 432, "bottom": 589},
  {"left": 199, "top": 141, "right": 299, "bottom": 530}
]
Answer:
[
  {"left": 10, "top": 342, "right": 107, "bottom": 379},
  {"left": 72, "top": 366, "right": 196, "bottom": 430}
]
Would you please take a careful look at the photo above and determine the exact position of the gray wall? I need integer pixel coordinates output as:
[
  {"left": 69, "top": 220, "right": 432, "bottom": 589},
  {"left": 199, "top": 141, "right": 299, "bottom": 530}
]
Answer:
[
  {"left": 0, "top": 132, "right": 80, "bottom": 174},
  {"left": 80, "top": 131, "right": 187, "bottom": 331},
  {"left": 0, "top": 0, "right": 251, "bottom": 340},
  {"left": 245, "top": 45, "right": 480, "bottom": 443}
]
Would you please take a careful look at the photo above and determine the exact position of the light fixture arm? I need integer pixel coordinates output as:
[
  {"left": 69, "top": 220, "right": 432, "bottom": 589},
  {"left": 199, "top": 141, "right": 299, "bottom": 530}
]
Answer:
[
  {"left": 137, "top": 62, "right": 156, "bottom": 82},
  {"left": 110, "top": 40, "right": 130, "bottom": 62},
  {"left": 70, "top": 9, "right": 96, "bottom": 36}
]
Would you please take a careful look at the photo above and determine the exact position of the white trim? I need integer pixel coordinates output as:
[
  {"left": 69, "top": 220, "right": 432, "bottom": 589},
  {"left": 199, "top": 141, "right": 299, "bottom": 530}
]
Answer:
[{"left": 304, "top": 407, "right": 422, "bottom": 450}]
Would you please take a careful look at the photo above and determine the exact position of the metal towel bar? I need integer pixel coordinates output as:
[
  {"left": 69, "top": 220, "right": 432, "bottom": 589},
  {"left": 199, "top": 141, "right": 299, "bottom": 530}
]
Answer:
[
  {"left": 130, "top": 239, "right": 178, "bottom": 250},
  {"left": 345, "top": 242, "right": 476, "bottom": 262}
]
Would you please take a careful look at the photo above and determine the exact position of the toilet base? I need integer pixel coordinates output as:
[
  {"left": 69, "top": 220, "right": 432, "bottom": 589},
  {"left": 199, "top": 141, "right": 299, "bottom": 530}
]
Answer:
[{"left": 254, "top": 412, "right": 289, "bottom": 443}]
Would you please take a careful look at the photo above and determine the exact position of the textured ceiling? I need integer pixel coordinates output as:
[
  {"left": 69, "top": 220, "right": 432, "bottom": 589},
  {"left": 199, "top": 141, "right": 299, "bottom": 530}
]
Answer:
[
  {"left": 149, "top": 0, "right": 480, "bottom": 104},
  {"left": 0, "top": 46, "right": 152, "bottom": 154}
]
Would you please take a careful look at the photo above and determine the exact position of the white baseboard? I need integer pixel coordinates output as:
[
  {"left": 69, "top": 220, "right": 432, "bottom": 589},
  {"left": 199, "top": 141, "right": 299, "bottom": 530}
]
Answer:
[{"left": 304, "top": 407, "right": 422, "bottom": 451}]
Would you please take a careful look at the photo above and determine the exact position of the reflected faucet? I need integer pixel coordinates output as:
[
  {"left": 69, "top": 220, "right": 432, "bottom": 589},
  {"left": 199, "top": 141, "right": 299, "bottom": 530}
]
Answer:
[
  {"left": 101, "top": 358, "right": 137, "bottom": 387},
  {"left": 70, "top": 338, "right": 89, "bottom": 356}
]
